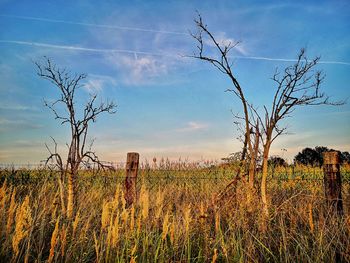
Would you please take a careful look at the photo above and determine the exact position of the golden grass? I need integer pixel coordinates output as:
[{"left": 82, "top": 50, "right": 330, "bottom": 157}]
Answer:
[
  {"left": 0, "top": 164, "right": 349, "bottom": 262},
  {"left": 48, "top": 217, "right": 59, "bottom": 263}
]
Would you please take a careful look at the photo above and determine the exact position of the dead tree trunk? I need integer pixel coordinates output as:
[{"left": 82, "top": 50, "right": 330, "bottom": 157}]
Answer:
[
  {"left": 125, "top": 152, "right": 139, "bottom": 207},
  {"left": 248, "top": 122, "right": 260, "bottom": 188},
  {"left": 66, "top": 172, "right": 75, "bottom": 219},
  {"left": 323, "top": 151, "right": 343, "bottom": 216},
  {"left": 261, "top": 138, "right": 272, "bottom": 217}
]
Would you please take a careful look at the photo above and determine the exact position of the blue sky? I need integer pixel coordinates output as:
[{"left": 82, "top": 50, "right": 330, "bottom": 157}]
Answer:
[{"left": 0, "top": 0, "right": 349, "bottom": 164}]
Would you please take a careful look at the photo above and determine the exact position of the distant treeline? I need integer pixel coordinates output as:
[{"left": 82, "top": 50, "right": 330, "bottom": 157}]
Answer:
[
  {"left": 224, "top": 146, "right": 350, "bottom": 167},
  {"left": 272, "top": 146, "right": 350, "bottom": 166}
]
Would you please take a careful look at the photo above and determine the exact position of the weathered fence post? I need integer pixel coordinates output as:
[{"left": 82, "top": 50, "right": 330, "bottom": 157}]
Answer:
[
  {"left": 125, "top": 152, "right": 139, "bottom": 207},
  {"left": 323, "top": 151, "right": 343, "bottom": 215}
]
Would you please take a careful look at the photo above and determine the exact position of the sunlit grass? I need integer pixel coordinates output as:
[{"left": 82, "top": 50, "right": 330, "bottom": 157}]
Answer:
[{"left": 0, "top": 163, "right": 349, "bottom": 262}]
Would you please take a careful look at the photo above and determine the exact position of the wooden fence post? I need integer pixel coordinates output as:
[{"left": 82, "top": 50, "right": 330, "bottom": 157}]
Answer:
[
  {"left": 323, "top": 151, "right": 343, "bottom": 215},
  {"left": 125, "top": 152, "right": 139, "bottom": 207}
]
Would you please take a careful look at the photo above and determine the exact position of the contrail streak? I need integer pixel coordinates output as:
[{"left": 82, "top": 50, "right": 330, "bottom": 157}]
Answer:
[
  {"left": 0, "top": 40, "right": 177, "bottom": 57},
  {"left": 233, "top": 55, "right": 350, "bottom": 66},
  {"left": 1, "top": 40, "right": 349, "bottom": 66},
  {"left": 0, "top": 14, "right": 188, "bottom": 35}
]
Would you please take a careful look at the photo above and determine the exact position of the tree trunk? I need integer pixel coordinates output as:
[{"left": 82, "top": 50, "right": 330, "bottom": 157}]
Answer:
[
  {"left": 248, "top": 123, "right": 260, "bottom": 188},
  {"left": 66, "top": 171, "right": 76, "bottom": 219},
  {"left": 235, "top": 131, "right": 249, "bottom": 178},
  {"left": 261, "top": 142, "right": 271, "bottom": 217}
]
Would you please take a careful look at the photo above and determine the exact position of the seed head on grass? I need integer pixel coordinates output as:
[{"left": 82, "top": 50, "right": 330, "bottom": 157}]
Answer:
[
  {"left": 6, "top": 189, "right": 17, "bottom": 236},
  {"left": 101, "top": 201, "right": 110, "bottom": 231},
  {"left": 0, "top": 181, "right": 8, "bottom": 224},
  {"left": 72, "top": 211, "right": 80, "bottom": 237},
  {"left": 155, "top": 188, "right": 164, "bottom": 219},
  {"left": 162, "top": 212, "right": 170, "bottom": 240},
  {"left": 121, "top": 206, "right": 129, "bottom": 226},
  {"left": 129, "top": 205, "right": 135, "bottom": 231},
  {"left": 110, "top": 214, "right": 120, "bottom": 248},
  {"left": 183, "top": 205, "right": 191, "bottom": 236},
  {"left": 48, "top": 217, "right": 60, "bottom": 263},
  {"left": 140, "top": 186, "right": 149, "bottom": 219},
  {"left": 110, "top": 184, "right": 120, "bottom": 211},
  {"left": 211, "top": 248, "right": 218, "bottom": 263},
  {"left": 308, "top": 203, "right": 314, "bottom": 233},
  {"left": 60, "top": 224, "right": 67, "bottom": 258},
  {"left": 12, "top": 196, "right": 32, "bottom": 258}
]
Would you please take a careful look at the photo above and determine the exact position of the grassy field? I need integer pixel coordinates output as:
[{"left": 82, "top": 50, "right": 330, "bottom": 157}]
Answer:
[{"left": 0, "top": 163, "right": 349, "bottom": 262}]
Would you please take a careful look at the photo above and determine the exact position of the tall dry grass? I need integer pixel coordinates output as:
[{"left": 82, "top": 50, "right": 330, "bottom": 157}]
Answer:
[{"left": 0, "top": 164, "right": 349, "bottom": 262}]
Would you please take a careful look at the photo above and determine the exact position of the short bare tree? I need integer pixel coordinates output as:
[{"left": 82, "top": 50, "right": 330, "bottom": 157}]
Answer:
[
  {"left": 36, "top": 58, "right": 117, "bottom": 219},
  {"left": 249, "top": 49, "right": 344, "bottom": 215}
]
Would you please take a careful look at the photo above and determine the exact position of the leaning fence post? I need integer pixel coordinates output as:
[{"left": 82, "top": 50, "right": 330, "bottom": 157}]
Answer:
[
  {"left": 125, "top": 152, "right": 139, "bottom": 207},
  {"left": 323, "top": 151, "right": 343, "bottom": 216}
]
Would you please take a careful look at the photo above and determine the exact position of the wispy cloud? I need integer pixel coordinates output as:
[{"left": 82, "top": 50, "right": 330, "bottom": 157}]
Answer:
[
  {"left": 113, "top": 54, "right": 169, "bottom": 85},
  {"left": 0, "top": 118, "right": 43, "bottom": 131},
  {"left": 0, "top": 104, "right": 36, "bottom": 111},
  {"left": 84, "top": 79, "right": 104, "bottom": 93},
  {"left": 0, "top": 146, "right": 46, "bottom": 163},
  {"left": 83, "top": 74, "right": 117, "bottom": 93},
  {"left": 10, "top": 140, "right": 43, "bottom": 148},
  {"left": 176, "top": 121, "right": 209, "bottom": 132},
  {"left": 204, "top": 32, "right": 248, "bottom": 55},
  {"left": 0, "top": 41, "right": 184, "bottom": 85},
  {"left": 0, "top": 100, "right": 39, "bottom": 112}
]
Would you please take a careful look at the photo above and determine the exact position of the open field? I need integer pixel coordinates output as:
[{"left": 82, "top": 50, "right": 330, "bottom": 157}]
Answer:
[
  {"left": 0, "top": 164, "right": 350, "bottom": 262},
  {"left": 1, "top": 1, "right": 350, "bottom": 262}
]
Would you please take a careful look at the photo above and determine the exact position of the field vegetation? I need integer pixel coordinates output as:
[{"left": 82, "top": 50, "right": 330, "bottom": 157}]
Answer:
[{"left": 0, "top": 162, "right": 349, "bottom": 262}]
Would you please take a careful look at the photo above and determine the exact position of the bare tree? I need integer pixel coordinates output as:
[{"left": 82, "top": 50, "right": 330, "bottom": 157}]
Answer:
[
  {"left": 36, "top": 58, "right": 117, "bottom": 219},
  {"left": 190, "top": 13, "right": 257, "bottom": 187},
  {"left": 190, "top": 15, "right": 344, "bottom": 217},
  {"left": 250, "top": 49, "right": 344, "bottom": 215}
]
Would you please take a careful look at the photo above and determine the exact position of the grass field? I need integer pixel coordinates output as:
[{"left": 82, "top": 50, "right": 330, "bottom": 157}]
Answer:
[{"left": 0, "top": 163, "right": 349, "bottom": 262}]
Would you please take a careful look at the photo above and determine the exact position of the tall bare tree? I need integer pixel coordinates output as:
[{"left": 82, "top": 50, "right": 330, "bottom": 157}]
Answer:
[
  {"left": 249, "top": 49, "right": 343, "bottom": 215},
  {"left": 190, "top": 14, "right": 257, "bottom": 186},
  {"left": 36, "top": 58, "right": 117, "bottom": 219}
]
